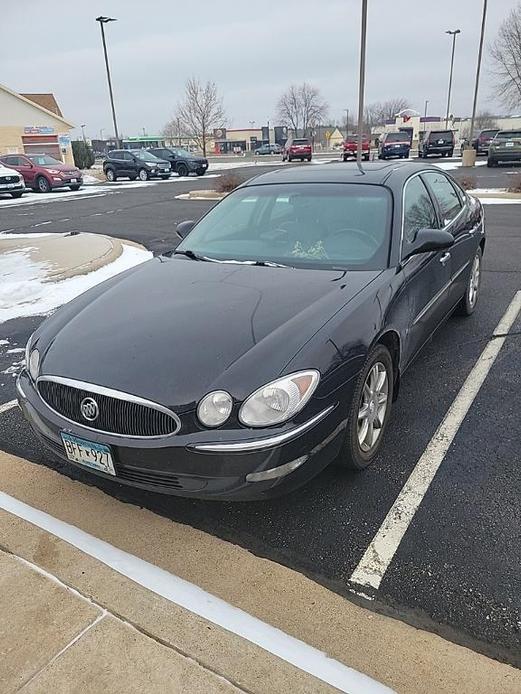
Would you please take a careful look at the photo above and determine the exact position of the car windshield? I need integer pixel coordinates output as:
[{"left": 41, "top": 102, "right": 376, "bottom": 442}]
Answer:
[
  {"left": 133, "top": 150, "right": 161, "bottom": 161},
  {"left": 176, "top": 183, "right": 391, "bottom": 271},
  {"left": 386, "top": 133, "right": 409, "bottom": 142},
  {"left": 495, "top": 131, "right": 521, "bottom": 140},
  {"left": 27, "top": 154, "right": 62, "bottom": 166}
]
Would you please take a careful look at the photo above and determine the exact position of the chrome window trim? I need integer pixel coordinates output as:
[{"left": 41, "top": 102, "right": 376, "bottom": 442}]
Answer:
[
  {"left": 192, "top": 405, "right": 335, "bottom": 452},
  {"left": 36, "top": 375, "right": 181, "bottom": 440}
]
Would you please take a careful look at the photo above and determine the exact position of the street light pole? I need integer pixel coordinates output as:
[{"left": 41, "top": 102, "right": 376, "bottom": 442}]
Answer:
[
  {"left": 345, "top": 108, "right": 349, "bottom": 138},
  {"left": 468, "top": 0, "right": 488, "bottom": 152},
  {"left": 96, "top": 16, "right": 121, "bottom": 148},
  {"left": 80, "top": 124, "right": 87, "bottom": 145},
  {"left": 357, "top": 0, "right": 368, "bottom": 165},
  {"left": 445, "top": 29, "right": 461, "bottom": 129}
]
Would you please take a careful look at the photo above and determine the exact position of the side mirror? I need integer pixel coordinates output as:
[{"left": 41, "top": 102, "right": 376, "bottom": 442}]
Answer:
[
  {"left": 176, "top": 220, "right": 195, "bottom": 239},
  {"left": 404, "top": 228, "right": 454, "bottom": 260}
]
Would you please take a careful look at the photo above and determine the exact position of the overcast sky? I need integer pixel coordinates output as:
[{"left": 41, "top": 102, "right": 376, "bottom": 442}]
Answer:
[{"left": 1, "top": 1, "right": 517, "bottom": 139}]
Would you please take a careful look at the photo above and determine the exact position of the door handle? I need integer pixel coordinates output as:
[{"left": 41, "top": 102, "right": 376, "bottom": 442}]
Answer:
[{"left": 439, "top": 252, "right": 451, "bottom": 266}]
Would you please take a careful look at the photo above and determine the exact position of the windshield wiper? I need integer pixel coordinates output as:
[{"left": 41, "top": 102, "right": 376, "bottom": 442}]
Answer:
[
  {"left": 250, "top": 260, "right": 289, "bottom": 268},
  {"left": 173, "top": 249, "right": 205, "bottom": 261}
]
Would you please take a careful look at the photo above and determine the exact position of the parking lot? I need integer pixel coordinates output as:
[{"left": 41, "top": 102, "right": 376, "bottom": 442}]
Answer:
[{"left": 1, "top": 156, "right": 521, "bottom": 679}]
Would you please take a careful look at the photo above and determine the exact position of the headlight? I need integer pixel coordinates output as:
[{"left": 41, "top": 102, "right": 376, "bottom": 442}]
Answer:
[
  {"left": 239, "top": 370, "right": 319, "bottom": 427},
  {"left": 197, "top": 390, "right": 233, "bottom": 427},
  {"left": 28, "top": 348, "right": 40, "bottom": 381},
  {"left": 47, "top": 169, "right": 61, "bottom": 174}
]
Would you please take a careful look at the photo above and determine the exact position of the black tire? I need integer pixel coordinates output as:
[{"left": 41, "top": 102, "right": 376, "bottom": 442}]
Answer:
[
  {"left": 69, "top": 184, "right": 81, "bottom": 191},
  {"left": 10, "top": 191, "right": 24, "bottom": 198},
  {"left": 487, "top": 157, "right": 497, "bottom": 168},
  {"left": 336, "top": 344, "right": 394, "bottom": 471},
  {"left": 35, "top": 175, "right": 51, "bottom": 193},
  {"left": 176, "top": 162, "right": 189, "bottom": 177},
  {"left": 138, "top": 168, "right": 149, "bottom": 181},
  {"left": 343, "top": 155, "right": 348, "bottom": 162},
  {"left": 105, "top": 168, "right": 117, "bottom": 182},
  {"left": 288, "top": 156, "right": 293, "bottom": 162},
  {"left": 160, "top": 174, "right": 171, "bottom": 180},
  {"left": 196, "top": 169, "right": 206, "bottom": 176},
  {"left": 307, "top": 156, "right": 312, "bottom": 162},
  {"left": 456, "top": 247, "right": 482, "bottom": 316},
  {"left": 448, "top": 149, "right": 454, "bottom": 157},
  {"left": 363, "top": 154, "right": 370, "bottom": 161},
  {"left": 129, "top": 174, "right": 137, "bottom": 181}
]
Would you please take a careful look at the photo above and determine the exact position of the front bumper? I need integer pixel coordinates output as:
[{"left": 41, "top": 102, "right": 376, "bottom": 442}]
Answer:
[
  {"left": 50, "top": 177, "right": 83, "bottom": 188},
  {"left": 382, "top": 145, "right": 409, "bottom": 156},
  {"left": 0, "top": 182, "right": 25, "bottom": 193},
  {"left": 425, "top": 145, "right": 452, "bottom": 154},
  {"left": 17, "top": 371, "right": 345, "bottom": 501},
  {"left": 488, "top": 150, "right": 521, "bottom": 162}
]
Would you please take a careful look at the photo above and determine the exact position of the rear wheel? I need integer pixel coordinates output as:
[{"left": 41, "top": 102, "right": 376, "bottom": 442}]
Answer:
[
  {"left": 196, "top": 169, "right": 206, "bottom": 176},
  {"left": 288, "top": 156, "right": 293, "bottom": 162},
  {"left": 336, "top": 345, "right": 394, "bottom": 470},
  {"left": 487, "top": 157, "right": 497, "bottom": 168},
  {"left": 343, "top": 154, "right": 348, "bottom": 162},
  {"left": 363, "top": 153, "right": 370, "bottom": 161},
  {"left": 448, "top": 149, "right": 454, "bottom": 157},
  {"left": 105, "top": 168, "right": 117, "bottom": 182},
  {"left": 138, "top": 168, "right": 149, "bottom": 181},
  {"left": 35, "top": 175, "right": 51, "bottom": 193},
  {"left": 457, "top": 247, "right": 482, "bottom": 316},
  {"left": 307, "top": 156, "right": 312, "bottom": 162},
  {"left": 176, "top": 162, "right": 189, "bottom": 177}
]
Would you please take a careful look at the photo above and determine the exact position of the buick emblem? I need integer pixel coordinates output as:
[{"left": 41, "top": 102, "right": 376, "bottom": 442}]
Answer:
[{"left": 80, "top": 397, "right": 99, "bottom": 422}]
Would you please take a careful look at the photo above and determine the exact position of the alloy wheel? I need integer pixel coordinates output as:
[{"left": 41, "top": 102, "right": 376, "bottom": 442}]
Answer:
[
  {"left": 468, "top": 253, "right": 481, "bottom": 308},
  {"left": 357, "top": 362, "right": 389, "bottom": 453}
]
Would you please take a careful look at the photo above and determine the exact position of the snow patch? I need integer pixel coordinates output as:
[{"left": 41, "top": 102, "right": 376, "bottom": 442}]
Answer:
[{"left": 0, "top": 243, "right": 152, "bottom": 323}]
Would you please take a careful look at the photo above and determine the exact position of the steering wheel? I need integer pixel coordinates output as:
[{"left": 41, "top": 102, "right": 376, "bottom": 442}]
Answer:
[{"left": 325, "top": 227, "right": 380, "bottom": 253}]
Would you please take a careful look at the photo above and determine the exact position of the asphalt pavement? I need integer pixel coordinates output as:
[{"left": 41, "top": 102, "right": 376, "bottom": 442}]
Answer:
[{"left": 1, "top": 157, "right": 520, "bottom": 674}]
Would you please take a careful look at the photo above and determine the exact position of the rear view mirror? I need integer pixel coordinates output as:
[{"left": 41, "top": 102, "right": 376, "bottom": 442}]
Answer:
[
  {"left": 404, "top": 228, "right": 454, "bottom": 260},
  {"left": 176, "top": 220, "right": 195, "bottom": 239}
]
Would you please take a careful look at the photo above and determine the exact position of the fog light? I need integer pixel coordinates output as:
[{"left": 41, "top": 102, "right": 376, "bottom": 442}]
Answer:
[{"left": 246, "top": 455, "right": 308, "bottom": 482}]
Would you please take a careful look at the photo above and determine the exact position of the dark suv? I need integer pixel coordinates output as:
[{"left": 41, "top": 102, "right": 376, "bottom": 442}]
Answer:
[
  {"left": 418, "top": 130, "right": 455, "bottom": 158},
  {"left": 147, "top": 147, "right": 208, "bottom": 176},
  {"left": 378, "top": 132, "right": 411, "bottom": 159},
  {"left": 103, "top": 149, "right": 171, "bottom": 182},
  {"left": 473, "top": 129, "right": 500, "bottom": 155}
]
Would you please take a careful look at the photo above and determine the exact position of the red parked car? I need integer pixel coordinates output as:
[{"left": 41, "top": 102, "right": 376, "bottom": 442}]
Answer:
[
  {"left": 0, "top": 153, "right": 83, "bottom": 193},
  {"left": 282, "top": 137, "right": 312, "bottom": 162},
  {"left": 342, "top": 135, "right": 370, "bottom": 161}
]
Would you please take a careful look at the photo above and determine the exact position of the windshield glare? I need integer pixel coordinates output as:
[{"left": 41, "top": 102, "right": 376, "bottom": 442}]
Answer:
[
  {"left": 133, "top": 150, "right": 160, "bottom": 161},
  {"left": 177, "top": 183, "right": 391, "bottom": 271},
  {"left": 28, "top": 154, "right": 62, "bottom": 166}
]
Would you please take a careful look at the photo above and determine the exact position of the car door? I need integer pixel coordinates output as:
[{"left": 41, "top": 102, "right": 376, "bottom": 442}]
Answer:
[
  {"left": 421, "top": 171, "right": 474, "bottom": 306},
  {"left": 400, "top": 173, "right": 453, "bottom": 365},
  {"left": 16, "top": 156, "right": 36, "bottom": 186}
]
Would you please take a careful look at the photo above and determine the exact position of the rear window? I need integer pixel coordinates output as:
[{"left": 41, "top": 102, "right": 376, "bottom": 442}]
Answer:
[
  {"left": 386, "top": 133, "right": 410, "bottom": 143},
  {"left": 429, "top": 131, "right": 453, "bottom": 141},
  {"left": 480, "top": 130, "right": 498, "bottom": 138},
  {"left": 292, "top": 139, "right": 310, "bottom": 145},
  {"left": 496, "top": 131, "right": 521, "bottom": 140}
]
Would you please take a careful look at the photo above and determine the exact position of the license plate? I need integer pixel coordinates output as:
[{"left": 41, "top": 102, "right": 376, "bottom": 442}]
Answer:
[
  {"left": 505, "top": 142, "right": 514, "bottom": 147},
  {"left": 7, "top": 183, "right": 17, "bottom": 188},
  {"left": 61, "top": 432, "right": 116, "bottom": 475},
  {"left": 70, "top": 178, "right": 77, "bottom": 183}
]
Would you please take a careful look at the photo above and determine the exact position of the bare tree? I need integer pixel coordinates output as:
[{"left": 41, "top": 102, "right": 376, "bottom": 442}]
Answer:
[
  {"left": 460, "top": 110, "right": 498, "bottom": 139},
  {"left": 277, "top": 83, "right": 328, "bottom": 137},
  {"left": 162, "top": 116, "right": 183, "bottom": 145},
  {"left": 174, "top": 77, "right": 226, "bottom": 156},
  {"left": 489, "top": 4, "right": 521, "bottom": 110},
  {"left": 365, "top": 98, "right": 411, "bottom": 126}
]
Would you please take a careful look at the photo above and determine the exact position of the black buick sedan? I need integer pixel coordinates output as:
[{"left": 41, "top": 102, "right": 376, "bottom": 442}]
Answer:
[{"left": 17, "top": 163, "right": 485, "bottom": 500}]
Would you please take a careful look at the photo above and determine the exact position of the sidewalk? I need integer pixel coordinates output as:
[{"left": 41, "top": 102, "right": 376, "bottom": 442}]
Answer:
[{"left": 1, "top": 451, "right": 521, "bottom": 694}]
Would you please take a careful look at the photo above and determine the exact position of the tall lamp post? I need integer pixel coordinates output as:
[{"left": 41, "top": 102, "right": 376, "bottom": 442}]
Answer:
[
  {"left": 356, "top": 0, "right": 368, "bottom": 165},
  {"left": 96, "top": 16, "right": 121, "bottom": 148},
  {"left": 445, "top": 29, "right": 461, "bottom": 129},
  {"left": 80, "top": 124, "right": 87, "bottom": 145},
  {"left": 465, "top": 0, "right": 488, "bottom": 167}
]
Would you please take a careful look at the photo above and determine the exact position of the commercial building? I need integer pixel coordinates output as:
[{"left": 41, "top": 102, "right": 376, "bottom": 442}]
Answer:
[{"left": 0, "top": 83, "right": 75, "bottom": 165}]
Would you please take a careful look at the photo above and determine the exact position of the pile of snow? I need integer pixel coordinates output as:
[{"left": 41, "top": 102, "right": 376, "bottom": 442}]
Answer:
[{"left": 0, "top": 242, "right": 152, "bottom": 323}]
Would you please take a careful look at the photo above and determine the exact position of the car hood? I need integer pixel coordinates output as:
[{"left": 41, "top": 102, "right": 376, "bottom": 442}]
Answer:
[
  {"left": 36, "top": 258, "right": 381, "bottom": 411},
  {"left": 42, "top": 163, "right": 80, "bottom": 172},
  {"left": 0, "top": 164, "right": 20, "bottom": 176}
]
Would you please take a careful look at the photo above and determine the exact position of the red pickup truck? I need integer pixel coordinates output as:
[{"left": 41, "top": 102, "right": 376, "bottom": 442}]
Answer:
[{"left": 342, "top": 135, "right": 371, "bottom": 161}]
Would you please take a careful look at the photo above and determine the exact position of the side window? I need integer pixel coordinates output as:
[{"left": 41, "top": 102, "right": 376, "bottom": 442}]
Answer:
[
  {"left": 422, "top": 172, "right": 462, "bottom": 226},
  {"left": 403, "top": 176, "right": 439, "bottom": 244},
  {"left": 3, "top": 156, "right": 19, "bottom": 166},
  {"left": 122, "top": 152, "right": 133, "bottom": 161}
]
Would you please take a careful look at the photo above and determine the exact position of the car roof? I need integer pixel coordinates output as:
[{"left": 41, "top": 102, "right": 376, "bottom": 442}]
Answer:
[{"left": 242, "top": 161, "right": 442, "bottom": 188}]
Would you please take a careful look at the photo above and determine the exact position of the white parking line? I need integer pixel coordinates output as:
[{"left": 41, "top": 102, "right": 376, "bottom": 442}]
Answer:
[
  {"left": 0, "top": 491, "right": 393, "bottom": 694},
  {"left": 0, "top": 400, "right": 17, "bottom": 415},
  {"left": 350, "top": 291, "right": 521, "bottom": 590}
]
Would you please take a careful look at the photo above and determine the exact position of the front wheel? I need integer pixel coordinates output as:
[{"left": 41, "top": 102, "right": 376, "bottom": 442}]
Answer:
[
  {"left": 487, "top": 158, "right": 497, "bottom": 168},
  {"left": 336, "top": 345, "right": 394, "bottom": 470},
  {"left": 138, "top": 168, "right": 149, "bottom": 181},
  {"left": 457, "top": 247, "right": 482, "bottom": 316},
  {"left": 10, "top": 191, "right": 24, "bottom": 198},
  {"left": 105, "top": 168, "right": 117, "bottom": 182},
  {"left": 363, "top": 154, "right": 370, "bottom": 161},
  {"left": 176, "top": 162, "right": 189, "bottom": 177},
  {"left": 196, "top": 169, "right": 206, "bottom": 176},
  {"left": 160, "top": 174, "right": 171, "bottom": 180},
  {"left": 35, "top": 175, "right": 51, "bottom": 193},
  {"left": 69, "top": 184, "right": 81, "bottom": 191}
]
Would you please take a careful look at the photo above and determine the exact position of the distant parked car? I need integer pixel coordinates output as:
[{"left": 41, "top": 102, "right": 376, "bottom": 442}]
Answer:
[
  {"left": 103, "top": 149, "right": 171, "bottom": 182},
  {"left": 342, "top": 135, "right": 370, "bottom": 161},
  {"left": 282, "top": 138, "right": 312, "bottom": 162},
  {"left": 147, "top": 147, "right": 208, "bottom": 177},
  {"left": 0, "top": 153, "right": 82, "bottom": 193},
  {"left": 487, "top": 130, "right": 521, "bottom": 167},
  {"left": 378, "top": 132, "right": 411, "bottom": 160},
  {"left": 255, "top": 143, "right": 283, "bottom": 155},
  {"left": 472, "top": 129, "right": 500, "bottom": 156},
  {"left": 418, "top": 131, "right": 455, "bottom": 158},
  {"left": 0, "top": 161, "right": 25, "bottom": 199}
]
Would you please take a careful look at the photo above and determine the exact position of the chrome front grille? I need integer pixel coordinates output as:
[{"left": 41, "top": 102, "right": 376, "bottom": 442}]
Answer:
[
  {"left": 37, "top": 377, "right": 180, "bottom": 438},
  {"left": 0, "top": 175, "right": 19, "bottom": 183}
]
